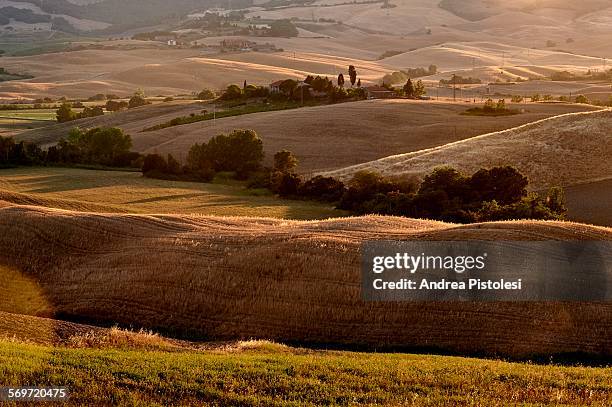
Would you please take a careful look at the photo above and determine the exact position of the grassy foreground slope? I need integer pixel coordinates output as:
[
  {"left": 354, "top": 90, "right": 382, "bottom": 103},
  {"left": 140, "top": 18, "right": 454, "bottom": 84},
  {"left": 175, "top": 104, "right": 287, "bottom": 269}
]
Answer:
[
  {"left": 0, "top": 167, "right": 340, "bottom": 219},
  {"left": 1, "top": 202, "right": 610, "bottom": 359},
  {"left": 1, "top": 336, "right": 611, "bottom": 406}
]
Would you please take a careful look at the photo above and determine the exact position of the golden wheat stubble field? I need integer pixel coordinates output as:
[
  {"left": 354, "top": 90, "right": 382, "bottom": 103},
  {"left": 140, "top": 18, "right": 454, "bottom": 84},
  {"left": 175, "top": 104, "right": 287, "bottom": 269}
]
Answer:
[
  {"left": 0, "top": 167, "right": 341, "bottom": 219},
  {"left": 1, "top": 201, "right": 611, "bottom": 359},
  {"left": 17, "top": 100, "right": 599, "bottom": 173}
]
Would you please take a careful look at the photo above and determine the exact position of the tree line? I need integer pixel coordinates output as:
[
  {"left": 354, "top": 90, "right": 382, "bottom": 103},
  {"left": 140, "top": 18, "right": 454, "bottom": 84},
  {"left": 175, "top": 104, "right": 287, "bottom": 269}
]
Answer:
[
  {"left": 0, "top": 128, "right": 137, "bottom": 169},
  {"left": 1, "top": 126, "right": 567, "bottom": 224},
  {"left": 140, "top": 129, "right": 567, "bottom": 224}
]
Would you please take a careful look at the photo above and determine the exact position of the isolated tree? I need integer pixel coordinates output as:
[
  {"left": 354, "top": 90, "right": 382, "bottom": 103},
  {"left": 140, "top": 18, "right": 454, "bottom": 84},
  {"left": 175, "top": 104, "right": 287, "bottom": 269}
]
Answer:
[
  {"left": 544, "top": 186, "right": 567, "bottom": 215},
  {"left": 220, "top": 84, "right": 243, "bottom": 100},
  {"left": 243, "top": 80, "right": 247, "bottom": 90},
  {"left": 428, "top": 64, "right": 438, "bottom": 75},
  {"left": 413, "top": 80, "right": 426, "bottom": 98},
  {"left": 273, "top": 150, "right": 298, "bottom": 173},
  {"left": 348, "top": 65, "right": 357, "bottom": 87},
  {"left": 575, "top": 94, "right": 589, "bottom": 104},
  {"left": 356, "top": 78, "right": 361, "bottom": 88},
  {"left": 128, "top": 95, "right": 148, "bottom": 109},
  {"left": 337, "top": 73, "right": 345, "bottom": 88},
  {"left": 56, "top": 103, "right": 76, "bottom": 123},
  {"left": 205, "top": 129, "right": 264, "bottom": 176},
  {"left": 197, "top": 89, "right": 216, "bottom": 100},
  {"left": 403, "top": 78, "right": 415, "bottom": 98},
  {"left": 106, "top": 100, "right": 128, "bottom": 112},
  {"left": 268, "top": 19, "right": 299, "bottom": 37}
]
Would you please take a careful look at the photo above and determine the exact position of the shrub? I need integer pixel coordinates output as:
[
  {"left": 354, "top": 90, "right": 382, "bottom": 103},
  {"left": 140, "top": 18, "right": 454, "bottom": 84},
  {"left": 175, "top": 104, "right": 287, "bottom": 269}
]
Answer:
[
  {"left": 298, "top": 176, "right": 346, "bottom": 202},
  {"left": 128, "top": 95, "right": 149, "bottom": 109},
  {"left": 273, "top": 150, "right": 298, "bottom": 173},
  {"left": 272, "top": 172, "right": 302, "bottom": 197},
  {"left": 205, "top": 129, "right": 264, "bottom": 176},
  {"left": 56, "top": 103, "right": 77, "bottom": 123},
  {"left": 574, "top": 94, "right": 589, "bottom": 104},
  {"left": 142, "top": 154, "right": 167, "bottom": 175},
  {"left": 220, "top": 85, "right": 243, "bottom": 100},
  {"left": 197, "top": 89, "right": 216, "bottom": 100},
  {"left": 64, "top": 127, "right": 133, "bottom": 166},
  {"left": 469, "top": 166, "right": 528, "bottom": 205},
  {"left": 106, "top": 100, "right": 129, "bottom": 112}
]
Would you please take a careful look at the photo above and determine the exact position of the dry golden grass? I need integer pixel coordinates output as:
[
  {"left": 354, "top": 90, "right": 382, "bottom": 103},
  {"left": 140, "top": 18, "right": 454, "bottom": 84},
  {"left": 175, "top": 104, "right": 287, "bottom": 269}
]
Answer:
[
  {"left": 0, "top": 167, "right": 341, "bottom": 219},
  {"left": 1, "top": 202, "right": 610, "bottom": 358},
  {"left": 322, "top": 109, "right": 612, "bottom": 189},
  {"left": 17, "top": 100, "right": 597, "bottom": 173}
]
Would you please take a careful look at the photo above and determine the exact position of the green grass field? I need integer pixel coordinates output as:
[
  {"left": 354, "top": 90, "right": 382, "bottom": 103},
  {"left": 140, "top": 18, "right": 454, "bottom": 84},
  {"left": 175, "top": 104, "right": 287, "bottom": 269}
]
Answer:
[
  {"left": 1, "top": 340, "right": 610, "bottom": 406},
  {"left": 0, "top": 167, "right": 342, "bottom": 219},
  {"left": 0, "top": 109, "right": 57, "bottom": 121}
]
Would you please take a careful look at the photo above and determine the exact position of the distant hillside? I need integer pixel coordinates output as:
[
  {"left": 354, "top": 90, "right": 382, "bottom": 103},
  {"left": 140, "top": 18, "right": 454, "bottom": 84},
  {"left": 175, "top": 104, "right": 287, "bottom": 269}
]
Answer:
[
  {"left": 16, "top": 100, "right": 596, "bottom": 173},
  {"left": 10, "top": 0, "right": 241, "bottom": 25},
  {"left": 321, "top": 109, "right": 612, "bottom": 189}
]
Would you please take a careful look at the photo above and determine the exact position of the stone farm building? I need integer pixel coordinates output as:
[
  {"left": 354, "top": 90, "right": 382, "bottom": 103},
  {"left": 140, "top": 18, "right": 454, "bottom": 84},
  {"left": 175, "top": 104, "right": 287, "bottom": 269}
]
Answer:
[{"left": 364, "top": 86, "right": 397, "bottom": 99}]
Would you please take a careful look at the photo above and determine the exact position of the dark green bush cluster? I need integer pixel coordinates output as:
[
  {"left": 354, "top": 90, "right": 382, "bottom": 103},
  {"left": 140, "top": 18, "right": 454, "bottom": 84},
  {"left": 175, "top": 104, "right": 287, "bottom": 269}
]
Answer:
[
  {"left": 336, "top": 166, "right": 566, "bottom": 223},
  {"left": 0, "top": 127, "right": 138, "bottom": 168},
  {"left": 464, "top": 99, "right": 518, "bottom": 116},
  {"left": 254, "top": 162, "right": 566, "bottom": 223},
  {"left": 142, "top": 129, "right": 264, "bottom": 181},
  {"left": 56, "top": 103, "right": 104, "bottom": 123}
]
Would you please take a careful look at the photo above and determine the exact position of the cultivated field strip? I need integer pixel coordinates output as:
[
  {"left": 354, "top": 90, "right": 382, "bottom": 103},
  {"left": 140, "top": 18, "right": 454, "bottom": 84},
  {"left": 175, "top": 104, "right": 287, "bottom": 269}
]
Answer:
[{"left": 1, "top": 203, "right": 611, "bottom": 358}]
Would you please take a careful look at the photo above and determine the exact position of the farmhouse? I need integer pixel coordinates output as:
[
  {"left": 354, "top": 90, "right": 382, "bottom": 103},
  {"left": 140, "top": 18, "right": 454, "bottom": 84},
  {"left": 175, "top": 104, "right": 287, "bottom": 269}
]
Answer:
[
  {"left": 364, "top": 86, "right": 397, "bottom": 99},
  {"left": 269, "top": 80, "right": 285, "bottom": 93}
]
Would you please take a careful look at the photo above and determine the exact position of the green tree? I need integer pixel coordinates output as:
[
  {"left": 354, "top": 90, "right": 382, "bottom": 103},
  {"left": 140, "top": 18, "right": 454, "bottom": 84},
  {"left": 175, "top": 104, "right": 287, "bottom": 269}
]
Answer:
[
  {"left": 268, "top": 19, "right": 298, "bottom": 37},
  {"left": 413, "top": 80, "right": 426, "bottom": 98},
  {"left": 128, "top": 95, "right": 148, "bottom": 109},
  {"left": 166, "top": 154, "right": 182, "bottom": 175},
  {"left": 142, "top": 154, "right": 167, "bottom": 175},
  {"left": 65, "top": 127, "right": 132, "bottom": 165},
  {"left": 205, "top": 129, "right": 264, "bottom": 176},
  {"left": 348, "top": 65, "right": 357, "bottom": 87},
  {"left": 56, "top": 103, "right": 76, "bottom": 123},
  {"left": 106, "top": 100, "right": 128, "bottom": 111},
  {"left": 403, "top": 78, "right": 414, "bottom": 98},
  {"left": 273, "top": 150, "right": 298, "bottom": 173},
  {"left": 544, "top": 186, "right": 567, "bottom": 215},
  {"left": 197, "top": 89, "right": 216, "bottom": 100},
  {"left": 220, "top": 84, "right": 243, "bottom": 100},
  {"left": 337, "top": 73, "right": 345, "bottom": 88},
  {"left": 575, "top": 94, "right": 589, "bottom": 104}
]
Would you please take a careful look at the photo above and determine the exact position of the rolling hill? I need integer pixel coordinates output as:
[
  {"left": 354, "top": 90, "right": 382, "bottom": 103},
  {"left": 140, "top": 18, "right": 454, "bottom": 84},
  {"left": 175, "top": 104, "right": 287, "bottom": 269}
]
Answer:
[
  {"left": 321, "top": 109, "right": 612, "bottom": 189},
  {"left": 1, "top": 201, "right": 611, "bottom": 358},
  {"left": 16, "top": 100, "right": 598, "bottom": 173}
]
